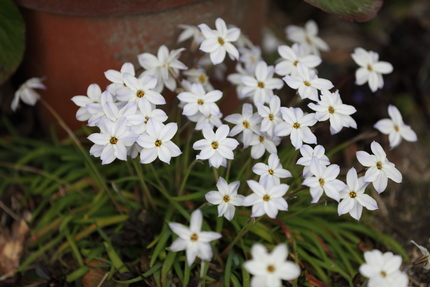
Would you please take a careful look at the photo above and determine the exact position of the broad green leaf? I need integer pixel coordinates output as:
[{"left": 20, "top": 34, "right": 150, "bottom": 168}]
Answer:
[
  {"left": 0, "top": 0, "right": 25, "bottom": 83},
  {"left": 303, "top": 0, "right": 383, "bottom": 22}
]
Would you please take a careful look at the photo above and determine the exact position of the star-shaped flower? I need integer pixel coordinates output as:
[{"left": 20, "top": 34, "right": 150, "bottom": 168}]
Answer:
[
  {"left": 198, "top": 18, "right": 240, "bottom": 65},
  {"left": 193, "top": 124, "right": 239, "bottom": 168},
  {"left": 275, "top": 43, "right": 321, "bottom": 76},
  {"left": 338, "top": 168, "right": 378, "bottom": 221},
  {"left": 243, "top": 243, "right": 301, "bottom": 287},
  {"left": 351, "top": 47, "right": 393, "bottom": 92},
  {"left": 177, "top": 83, "right": 222, "bottom": 117},
  {"left": 356, "top": 141, "right": 402, "bottom": 193},
  {"left": 136, "top": 119, "right": 182, "bottom": 164},
  {"left": 104, "top": 62, "right": 136, "bottom": 94},
  {"left": 240, "top": 61, "right": 284, "bottom": 104},
  {"left": 224, "top": 103, "right": 262, "bottom": 149},
  {"left": 283, "top": 63, "right": 333, "bottom": 101},
  {"left": 256, "top": 96, "right": 283, "bottom": 138},
  {"left": 308, "top": 89, "right": 357, "bottom": 134},
  {"left": 302, "top": 158, "right": 346, "bottom": 203},
  {"left": 274, "top": 107, "right": 317, "bottom": 150},
  {"left": 87, "top": 117, "right": 138, "bottom": 165},
  {"left": 359, "top": 250, "right": 409, "bottom": 287},
  {"left": 411, "top": 240, "right": 430, "bottom": 270},
  {"left": 285, "top": 20, "right": 329, "bottom": 56},
  {"left": 12, "top": 77, "right": 46, "bottom": 111},
  {"left": 71, "top": 83, "right": 102, "bottom": 122},
  {"left": 253, "top": 153, "right": 292, "bottom": 186},
  {"left": 169, "top": 209, "right": 222, "bottom": 266},
  {"left": 242, "top": 180, "right": 289, "bottom": 218},
  {"left": 296, "top": 144, "right": 330, "bottom": 178},
  {"left": 138, "top": 45, "right": 188, "bottom": 93},
  {"left": 205, "top": 177, "right": 244, "bottom": 221},
  {"left": 374, "top": 105, "right": 417, "bottom": 149}
]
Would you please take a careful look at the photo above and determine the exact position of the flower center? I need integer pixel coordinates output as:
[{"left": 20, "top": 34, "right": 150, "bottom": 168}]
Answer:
[
  {"left": 197, "top": 99, "right": 204, "bottom": 105},
  {"left": 268, "top": 169, "right": 274, "bottom": 175},
  {"left": 293, "top": 122, "right": 300, "bottom": 129},
  {"left": 376, "top": 161, "right": 382, "bottom": 170},
  {"left": 269, "top": 114, "right": 274, "bottom": 121},
  {"left": 367, "top": 64, "right": 373, "bottom": 72},
  {"left": 190, "top": 233, "right": 198, "bottom": 242},
  {"left": 110, "top": 137, "right": 118, "bottom": 144},
  {"left": 258, "top": 82, "right": 265, "bottom": 88},
  {"left": 267, "top": 265, "right": 275, "bottom": 273},
  {"left": 136, "top": 90, "right": 145, "bottom": 98},
  {"left": 211, "top": 141, "right": 219, "bottom": 149},
  {"left": 123, "top": 83, "right": 127, "bottom": 87},
  {"left": 349, "top": 191, "right": 357, "bottom": 198},
  {"left": 380, "top": 271, "right": 387, "bottom": 277},
  {"left": 144, "top": 116, "right": 149, "bottom": 124},
  {"left": 328, "top": 106, "right": 335, "bottom": 114},
  {"left": 155, "top": 140, "right": 162, "bottom": 147},
  {"left": 305, "top": 36, "right": 312, "bottom": 44},
  {"left": 303, "top": 81, "right": 311, "bottom": 87},
  {"left": 319, "top": 178, "right": 325, "bottom": 186},
  {"left": 259, "top": 136, "right": 264, "bottom": 142},
  {"left": 263, "top": 195, "right": 270, "bottom": 201},
  {"left": 243, "top": 121, "right": 250, "bottom": 129},
  {"left": 218, "top": 37, "right": 225, "bottom": 45},
  {"left": 394, "top": 125, "right": 399, "bottom": 131},
  {"left": 293, "top": 60, "right": 298, "bottom": 67},
  {"left": 223, "top": 195, "right": 230, "bottom": 202},
  {"left": 198, "top": 75, "right": 207, "bottom": 83}
]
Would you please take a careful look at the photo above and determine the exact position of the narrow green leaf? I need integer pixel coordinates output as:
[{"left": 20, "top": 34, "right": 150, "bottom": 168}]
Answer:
[
  {"left": 0, "top": 0, "right": 25, "bottom": 83},
  {"left": 66, "top": 266, "right": 90, "bottom": 282},
  {"left": 303, "top": 0, "right": 383, "bottom": 22}
]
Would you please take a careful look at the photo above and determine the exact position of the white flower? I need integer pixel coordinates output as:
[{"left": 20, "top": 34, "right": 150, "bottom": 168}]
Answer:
[
  {"left": 205, "top": 177, "right": 245, "bottom": 221},
  {"left": 187, "top": 110, "right": 223, "bottom": 131},
  {"left": 285, "top": 20, "right": 329, "bottom": 56},
  {"left": 183, "top": 68, "right": 214, "bottom": 92},
  {"left": 283, "top": 63, "right": 333, "bottom": 101},
  {"left": 374, "top": 105, "right": 417, "bottom": 149},
  {"left": 87, "top": 117, "right": 138, "bottom": 165},
  {"left": 338, "top": 168, "right": 378, "bottom": 220},
  {"left": 116, "top": 74, "right": 166, "bottom": 105},
  {"left": 239, "top": 45, "right": 262, "bottom": 73},
  {"left": 308, "top": 89, "right": 357, "bottom": 134},
  {"left": 356, "top": 141, "right": 402, "bottom": 193},
  {"left": 224, "top": 103, "right": 262, "bottom": 149},
  {"left": 253, "top": 153, "right": 292, "bottom": 186},
  {"left": 274, "top": 107, "right": 317, "bottom": 150},
  {"left": 138, "top": 45, "right": 187, "bottom": 92},
  {"left": 296, "top": 144, "right": 330, "bottom": 178},
  {"left": 242, "top": 180, "right": 289, "bottom": 218},
  {"left": 193, "top": 124, "right": 239, "bottom": 168},
  {"left": 240, "top": 61, "right": 284, "bottom": 104},
  {"left": 302, "top": 158, "right": 346, "bottom": 203},
  {"left": 177, "top": 83, "right": 222, "bottom": 117},
  {"left": 177, "top": 24, "right": 204, "bottom": 45},
  {"left": 359, "top": 250, "right": 408, "bottom": 287},
  {"left": 249, "top": 133, "right": 280, "bottom": 159},
  {"left": 12, "top": 77, "right": 46, "bottom": 111},
  {"left": 136, "top": 119, "right": 182, "bottom": 164},
  {"left": 275, "top": 43, "right": 321, "bottom": 76},
  {"left": 131, "top": 99, "right": 168, "bottom": 135},
  {"left": 227, "top": 63, "right": 253, "bottom": 99},
  {"left": 243, "top": 243, "right": 301, "bottom": 287},
  {"left": 411, "top": 240, "right": 430, "bottom": 270},
  {"left": 71, "top": 83, "right": 102, "bottom": 122},
  {"left": 351, "top": 47, "right": 393, "bottom": 92},
  {"left": 256, "top": 96, "right": 283, "bottom": 138},
  {"left": 199, "top": 18, "right": 240, "bottom": 65},
  {"left": 169, "top": 209, "right": 222, "bottom": 266},
  {"left": 104, "top": 62, "right": 135, "bottom": 94}
]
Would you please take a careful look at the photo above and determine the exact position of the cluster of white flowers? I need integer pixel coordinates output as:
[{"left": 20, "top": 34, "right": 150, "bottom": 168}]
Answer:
[{"left": 43, "top": 17, "right": 416, "bottom": 285}]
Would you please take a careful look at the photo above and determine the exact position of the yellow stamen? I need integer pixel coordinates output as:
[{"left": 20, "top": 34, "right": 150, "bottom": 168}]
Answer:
[
  {"left": 328, "top": 106, "right": 335, "bottom": 114},
  {"left": 197, "top": 99, "right": 204, "bottom": 105},
  {"left": 198, "top": 75, "right": 207, "bottom": 83},
  {"left": 218, "top": 37, "right": 225, "bottom": 45},
  {"left": 367, "top": 64, "right": 373, "bottom": 71},
  {"left": 243, "top": 121, "right": 250, "bottom": 129},
  {"left": 263, "top": 195, "right": 270, "bottom": 201},
  {"left": 223, "top": 195, "right": 230, "bottom": 202},
  {"left": 259, "top": 136, "right": 264, "bottom": 142},
  {"left": 376, "top": 162, "right": 382, "bottom": 170},
  {"left": 211, "top": 141, "right": 219, "bottom": 149},
  {"left": 293, "top": 123, "right": 300, "bottom": 129},
  {"left": 303, "top": 81, "right": 311, "bottom": 87},
  {"left": 110, "top": 137, "right": 118, "bottom": 144},
  {"left": 394, "top": 125, "right": 399, "bottom": 131},
  {"left": 258, "top": 82, "right": 265, "bottom": 88},
  {"left": 269, "top": 114, "right": 274, "bottom": 121},
  {"left": 293, "top": 61, "right": 298, "bottom": 67},
  {"left": 268, "top": 169, "right": 274, "bottom": 175},
  {"left": 267, "top": 265, "right": 275, "bottom": 273},
  {"left": 319, "top": 178, "right": 325, "bottom": 186},
  {"left": 349, "top": 191, "right": 357, "bottom": 198},
  {"left": 155, "top": 140, "right": 162, "bottom": 147},
  {"left": 190, "top": 233, "right": 198, "bottom": 242},
  {"left": 136, "top": 90, "right": 145, "bottom": 98}
]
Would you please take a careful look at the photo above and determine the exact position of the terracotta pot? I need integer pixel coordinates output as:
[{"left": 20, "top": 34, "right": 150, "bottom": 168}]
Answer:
[{"left": 16, "top": 0, "right": 268, "bottom": 134}]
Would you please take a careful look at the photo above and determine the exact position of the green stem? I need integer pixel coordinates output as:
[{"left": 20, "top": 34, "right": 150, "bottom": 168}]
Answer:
[
  {"left": 40, "top": 99, "right": 123, "bottom": 214},
  {"left": 177, "top": 160, "right": 197, "bottom": 196},
  {"left": 221, "top": 217, "right": 260, "bottom": 257},
  {"left": 132, "top": 158, "right": 156, "bottom": 210}
]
